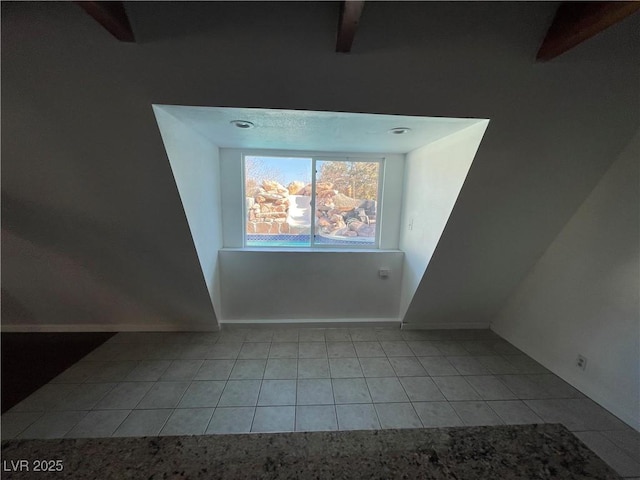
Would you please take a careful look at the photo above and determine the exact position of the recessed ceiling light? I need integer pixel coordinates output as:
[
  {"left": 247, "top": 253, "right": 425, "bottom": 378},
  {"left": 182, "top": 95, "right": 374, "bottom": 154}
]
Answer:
[
  {"left": 389, "top": 127, "right": 411, "bottom": 135},
  {"left": 230, "top": 120, "right": 255, "bottom": 129}
]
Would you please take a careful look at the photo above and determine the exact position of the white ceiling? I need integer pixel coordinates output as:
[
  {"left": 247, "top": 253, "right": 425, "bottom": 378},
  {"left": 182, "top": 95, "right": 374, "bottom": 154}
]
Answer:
[{"left": 155, "top": 105, "right": 485, "bottom": 154}]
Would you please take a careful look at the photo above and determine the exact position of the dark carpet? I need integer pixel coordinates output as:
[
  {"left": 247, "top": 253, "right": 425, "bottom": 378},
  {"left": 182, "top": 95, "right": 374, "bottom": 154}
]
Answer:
[
  {"left": 1, "top": 332, "right": 115, "bottom": 413},
  {"left": 0, "top": 424, "right": 621, "bottom": 479}
]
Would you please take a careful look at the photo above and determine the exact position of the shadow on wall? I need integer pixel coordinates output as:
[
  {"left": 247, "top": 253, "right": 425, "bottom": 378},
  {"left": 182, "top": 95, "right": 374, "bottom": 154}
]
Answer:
[
  {"left": 125, "top": 2, "right": 552, "bottom": 56},
  {"left": 126, "top": 1, "right": 339, "bottom": 45},
  {"left": 1, "top": 193, "right": 216, "bottom": 327},
  {"left": 1, "top": 288, "right": 37, "bottom": 324}
]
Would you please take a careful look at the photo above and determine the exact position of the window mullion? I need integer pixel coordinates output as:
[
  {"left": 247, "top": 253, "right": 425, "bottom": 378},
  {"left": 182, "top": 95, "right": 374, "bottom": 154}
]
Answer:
[{"left": 310, "top": 158, "right": 317, "bottom": 247}]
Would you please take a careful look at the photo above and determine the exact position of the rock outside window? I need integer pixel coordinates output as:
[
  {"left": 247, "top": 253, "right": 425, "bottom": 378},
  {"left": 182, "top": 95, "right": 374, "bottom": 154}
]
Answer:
[{"left": 244, "top": 155, "right": 382, "bottom": 248}]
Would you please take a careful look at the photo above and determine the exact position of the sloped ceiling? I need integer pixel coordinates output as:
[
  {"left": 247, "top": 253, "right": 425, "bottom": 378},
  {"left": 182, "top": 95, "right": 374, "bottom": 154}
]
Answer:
[{"left": 1, "top": 2, "right": 638, "bottom": 329}]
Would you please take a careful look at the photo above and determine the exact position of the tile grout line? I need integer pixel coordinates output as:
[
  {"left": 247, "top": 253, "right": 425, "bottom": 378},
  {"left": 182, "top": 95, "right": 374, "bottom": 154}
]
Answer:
[
  {"left": 204, "top": 333, "right": 241, "bottom": 434},
  {"left": 155, "top": 408, "right": 174, "bottom": 437},
  {"left": 387, "top": 340, "right": 434, "bottom": 428},
  {"left": 409, "top": 348, "right": 483, "bottom": 427},
  {"left": 329, "top": 356, "right": 340, "bottom": 429},
  {"left": 366, "top": 337, "right": 394, "bottom": 429},
  {"left": 250, "top": 372, "right": 266, "bottom": 433},
  {"left": 393, "top": 365, "right": 427, "bottom": 429},
  {"left": 157, "top": 373, "right": 200, "bottom": 436},
  {"left": 108, "top": 372, "right": 165, "bottom": 437},
  {"left": 200, "top": 406, "right": 217, "bottom": 436},
  {"left": 7, "top": 329, "right": 637, "bottom": 446}
]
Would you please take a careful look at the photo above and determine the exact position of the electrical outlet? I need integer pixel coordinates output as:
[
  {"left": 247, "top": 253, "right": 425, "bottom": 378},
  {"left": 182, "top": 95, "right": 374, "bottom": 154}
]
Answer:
[{"left": 576, "top": 354, "right": 587, "bottom": 370}]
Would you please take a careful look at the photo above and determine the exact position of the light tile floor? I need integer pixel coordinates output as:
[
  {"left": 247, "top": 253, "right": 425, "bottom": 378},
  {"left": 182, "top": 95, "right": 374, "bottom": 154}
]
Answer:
[{"left": 2, "top": 328, "right": 638, "bottom": 478}]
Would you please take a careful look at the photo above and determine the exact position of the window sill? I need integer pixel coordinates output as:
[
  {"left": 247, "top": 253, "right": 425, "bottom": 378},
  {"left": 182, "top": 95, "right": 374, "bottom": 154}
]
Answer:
[{"left": 220, "top": 247, "right": 402, "bottom": 253}]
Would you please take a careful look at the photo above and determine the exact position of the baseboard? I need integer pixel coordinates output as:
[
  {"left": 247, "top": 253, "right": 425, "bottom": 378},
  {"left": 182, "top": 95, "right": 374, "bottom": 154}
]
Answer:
[
  {"left": 1, "top": 324, "right": 221, "bottom": 333},
  {"left": 491, "top": 324, "right": 639, "bottom": 432},
  {"left": 220, "top": 318, "right": 401, "bottom": 328},
  {"left": 3, "top": 321, "right": 489, "bottom": 333},
  {"left": 401, "top": 322, "right": 491, "bottom": 330}
]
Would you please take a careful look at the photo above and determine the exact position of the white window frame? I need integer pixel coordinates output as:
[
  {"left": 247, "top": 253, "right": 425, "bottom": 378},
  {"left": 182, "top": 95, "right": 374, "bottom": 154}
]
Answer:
[{"left": 242, "top": 154, "right": 385, "bottom": 249}]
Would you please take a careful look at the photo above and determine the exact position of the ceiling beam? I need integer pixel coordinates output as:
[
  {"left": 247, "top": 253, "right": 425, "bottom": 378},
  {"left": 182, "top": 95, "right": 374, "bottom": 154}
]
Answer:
[
  {"left": 76, "top": 1, "right": 135, "bottom": 42},
  {"left": 336, "top": 1, "right": 365, "bottom": 53},
  {"left": 537, "top": 1, "right": 640, "bottom": 61}
]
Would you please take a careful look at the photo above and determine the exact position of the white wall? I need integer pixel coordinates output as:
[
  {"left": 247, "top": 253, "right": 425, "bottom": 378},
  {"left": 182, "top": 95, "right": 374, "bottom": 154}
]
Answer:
[
  {"left": 154, "top": 106, "right": 223, "bottom": 329},
  {"left": 219, "top": 250, "right": 403, "bottom": 321},
  {"left": 0, "top": 229, "right": 171, "bottom": 331},
  {"left": 399, "top": 122, "right": 489, "bottom": 323},
  {"left": 2, "top": 2, "right": 638, "bottom": 332},
  {"left": 492, "top": 131, "right": 640, "bottom": 430}
]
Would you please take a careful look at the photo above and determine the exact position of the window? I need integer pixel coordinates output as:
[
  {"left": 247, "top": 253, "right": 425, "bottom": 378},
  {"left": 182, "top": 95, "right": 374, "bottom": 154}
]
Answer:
[{"left": 244, "top": 155, "right": 382, "bottom": 247}]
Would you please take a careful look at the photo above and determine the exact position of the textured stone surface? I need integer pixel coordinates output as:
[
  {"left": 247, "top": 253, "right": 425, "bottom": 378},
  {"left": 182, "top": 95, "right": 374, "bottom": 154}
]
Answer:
[{"left": 0, "top": 424, "right": 621, "bottom": 479}]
